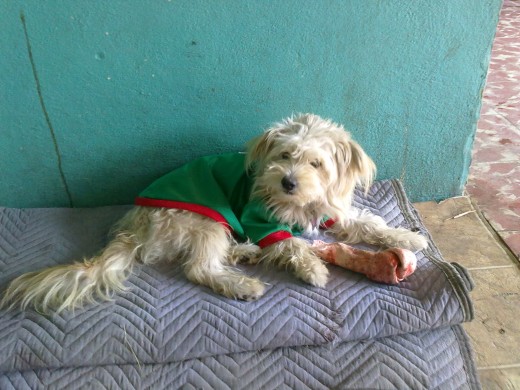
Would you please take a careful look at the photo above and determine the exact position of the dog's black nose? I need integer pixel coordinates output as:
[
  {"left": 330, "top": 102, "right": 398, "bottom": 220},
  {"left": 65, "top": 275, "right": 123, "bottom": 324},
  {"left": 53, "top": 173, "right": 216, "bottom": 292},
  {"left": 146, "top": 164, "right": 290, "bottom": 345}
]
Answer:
[{"left": 281, "top": 176, "right": 297, "bottom": 193}]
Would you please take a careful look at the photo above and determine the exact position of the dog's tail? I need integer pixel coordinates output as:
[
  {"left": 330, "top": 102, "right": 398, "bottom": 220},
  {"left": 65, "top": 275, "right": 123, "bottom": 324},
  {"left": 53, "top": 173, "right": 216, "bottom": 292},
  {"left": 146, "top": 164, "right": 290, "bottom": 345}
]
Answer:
[{"left": 1, "top": 210, "right": 145, "bottom": 314}]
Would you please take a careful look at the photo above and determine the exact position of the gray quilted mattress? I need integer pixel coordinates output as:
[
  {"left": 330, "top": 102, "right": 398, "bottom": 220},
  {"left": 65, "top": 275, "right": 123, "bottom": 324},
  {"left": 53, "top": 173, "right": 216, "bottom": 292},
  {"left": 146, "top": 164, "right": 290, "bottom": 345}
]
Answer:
[{"left": 0, "top": 180, "right": 480, "bottom": 389}]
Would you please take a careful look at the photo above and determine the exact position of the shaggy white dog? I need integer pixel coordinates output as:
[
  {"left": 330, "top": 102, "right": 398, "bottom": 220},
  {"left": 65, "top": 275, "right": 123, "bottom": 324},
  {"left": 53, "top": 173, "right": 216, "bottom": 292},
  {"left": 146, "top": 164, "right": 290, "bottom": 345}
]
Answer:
[{"left": 1, "top": 114, "right": 427, "bottom": 313}]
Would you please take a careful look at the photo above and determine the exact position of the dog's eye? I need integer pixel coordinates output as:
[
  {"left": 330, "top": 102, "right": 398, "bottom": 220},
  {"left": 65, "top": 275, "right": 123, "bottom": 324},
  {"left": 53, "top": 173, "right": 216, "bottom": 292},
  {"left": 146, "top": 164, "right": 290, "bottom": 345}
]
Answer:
[
  {"left": 281, "top": 152, "right": 291, "bottom": 160},
  {"left": 311, "top": 160, "right": 321, "bottom": 168}
]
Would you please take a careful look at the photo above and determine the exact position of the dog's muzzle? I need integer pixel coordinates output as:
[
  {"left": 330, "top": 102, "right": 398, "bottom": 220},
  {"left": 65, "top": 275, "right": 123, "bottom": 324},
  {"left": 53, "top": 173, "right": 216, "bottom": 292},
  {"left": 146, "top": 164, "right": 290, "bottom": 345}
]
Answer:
[{"left": 281, "top": 176, "right": 297, "bottom": 194}]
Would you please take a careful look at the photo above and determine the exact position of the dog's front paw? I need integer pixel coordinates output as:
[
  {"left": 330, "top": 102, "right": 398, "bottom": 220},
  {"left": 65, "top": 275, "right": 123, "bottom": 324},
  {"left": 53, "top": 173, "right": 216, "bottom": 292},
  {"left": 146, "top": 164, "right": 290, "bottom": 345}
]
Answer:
[
  {"left": 233, "top": 278, "right": 266, "bottom": 301},
  {"left": 394, "top": 230, "right": 428, "bottom": 252},
  {"left": 295, "top": 254, "right": 329, "bottom": 288},
  {"left": 214, "top": 276, "right": 266, "bottom": 301},
  {"left": 263, "top": 238, "right": 330, "bottom": 288}
]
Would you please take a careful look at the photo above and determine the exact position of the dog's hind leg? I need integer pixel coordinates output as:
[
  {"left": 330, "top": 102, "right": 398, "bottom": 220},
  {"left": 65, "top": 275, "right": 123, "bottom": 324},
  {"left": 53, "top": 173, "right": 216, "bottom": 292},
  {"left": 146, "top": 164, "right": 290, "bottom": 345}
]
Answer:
[{"left": 178, "top": 213, "right": 265, "bottom": 301}]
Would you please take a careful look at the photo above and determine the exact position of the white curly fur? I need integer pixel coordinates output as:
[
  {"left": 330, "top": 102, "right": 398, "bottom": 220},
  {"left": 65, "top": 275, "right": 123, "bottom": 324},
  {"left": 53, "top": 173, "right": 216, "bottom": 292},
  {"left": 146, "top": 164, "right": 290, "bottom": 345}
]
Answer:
[{"left": 1, "top": 113, "right": 427, "bottom": 313}]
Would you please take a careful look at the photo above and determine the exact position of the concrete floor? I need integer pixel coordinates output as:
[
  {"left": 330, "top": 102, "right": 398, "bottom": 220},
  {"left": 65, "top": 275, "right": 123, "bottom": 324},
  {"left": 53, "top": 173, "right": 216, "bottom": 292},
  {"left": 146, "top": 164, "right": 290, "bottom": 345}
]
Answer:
[{"left": 415, "top": 198, "right": 520, "bottom": 389}]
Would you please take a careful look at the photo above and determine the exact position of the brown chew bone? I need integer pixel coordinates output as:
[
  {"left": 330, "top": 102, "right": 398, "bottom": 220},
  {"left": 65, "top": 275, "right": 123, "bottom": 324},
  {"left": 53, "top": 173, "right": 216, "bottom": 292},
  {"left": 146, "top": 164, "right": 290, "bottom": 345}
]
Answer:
[{"left": 310, "top": 240, "right": 417, "bottom": 284}]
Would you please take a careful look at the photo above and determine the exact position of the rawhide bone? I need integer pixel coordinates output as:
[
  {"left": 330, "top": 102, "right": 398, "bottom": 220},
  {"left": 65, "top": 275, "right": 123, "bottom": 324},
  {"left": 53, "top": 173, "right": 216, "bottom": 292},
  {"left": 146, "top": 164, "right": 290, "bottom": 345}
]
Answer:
[{"left": 311, "top": 240, "right": 417, "bottom": 284}]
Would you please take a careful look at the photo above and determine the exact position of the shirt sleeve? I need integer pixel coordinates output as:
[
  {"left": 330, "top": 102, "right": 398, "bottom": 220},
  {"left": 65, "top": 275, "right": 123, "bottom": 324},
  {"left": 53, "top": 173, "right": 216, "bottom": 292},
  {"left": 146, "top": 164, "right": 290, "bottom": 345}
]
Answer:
[{"left": 240, "top": 198, "right": 293, "bottom": 248}]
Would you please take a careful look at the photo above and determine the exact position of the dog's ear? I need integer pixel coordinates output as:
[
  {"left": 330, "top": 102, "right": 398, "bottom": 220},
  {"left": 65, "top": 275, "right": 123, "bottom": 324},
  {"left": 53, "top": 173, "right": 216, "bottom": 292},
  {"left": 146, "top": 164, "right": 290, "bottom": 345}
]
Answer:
[
  {"left": 333, "top": 136, "right": 376, "bottom": 196},
  {"left": 348, "top": 139, "right": 376, "bottom": 193},
  {"left": 246, "top": 132, "right": 270, "bottom": 170},
  {"left": 246, "top": 127, "right": 283, "bottom": 169}
]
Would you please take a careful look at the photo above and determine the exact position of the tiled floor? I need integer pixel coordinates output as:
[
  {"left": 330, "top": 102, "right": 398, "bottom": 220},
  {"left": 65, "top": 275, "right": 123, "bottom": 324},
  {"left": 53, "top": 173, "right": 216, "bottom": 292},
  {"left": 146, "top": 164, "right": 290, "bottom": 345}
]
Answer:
[
  {"left": 413, "top": 2, "right": 520, "bottom": 387},
  {"left": 466, "top": 0, "right": 520, "bottom": 260}
]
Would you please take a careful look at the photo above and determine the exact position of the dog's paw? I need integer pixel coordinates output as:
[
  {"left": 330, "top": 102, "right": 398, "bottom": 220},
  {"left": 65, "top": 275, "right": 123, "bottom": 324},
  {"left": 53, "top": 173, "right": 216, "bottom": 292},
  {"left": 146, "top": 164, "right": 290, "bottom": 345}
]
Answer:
[
  {"left": 393, "top": 230, "right": 428, "bottom": 252},
  {"left": 215, "top": 276, "right": 266, "bottom": 301},
  {"left": 295, "top": 255, "right": 329, "bottom": 288},
  {"left": 233, "top": 278, "right": 266, "bottom": 301},
  {"left": 228, "top": 243, "right": 262, "bottom": 265}
]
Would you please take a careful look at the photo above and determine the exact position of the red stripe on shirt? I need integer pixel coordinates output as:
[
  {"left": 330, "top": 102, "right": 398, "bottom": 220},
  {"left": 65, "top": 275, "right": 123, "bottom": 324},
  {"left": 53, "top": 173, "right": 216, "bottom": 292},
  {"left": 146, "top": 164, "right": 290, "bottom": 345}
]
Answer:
[
  {"left": 258, "top": 231, "right": 293, "bottom": 248},
  {"left": 320, "top": 218, "right": 336, "bottom": 229},
  {"left": 135, "top": 197, "right": 232, "bottom": 231}
]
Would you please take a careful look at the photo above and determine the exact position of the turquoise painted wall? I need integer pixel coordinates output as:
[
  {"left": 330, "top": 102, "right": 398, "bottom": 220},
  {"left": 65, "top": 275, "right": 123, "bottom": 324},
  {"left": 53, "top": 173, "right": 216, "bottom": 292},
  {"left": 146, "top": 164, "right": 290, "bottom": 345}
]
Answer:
[{"left": 0, "top": 0, "right": 501, "bottom": 207}]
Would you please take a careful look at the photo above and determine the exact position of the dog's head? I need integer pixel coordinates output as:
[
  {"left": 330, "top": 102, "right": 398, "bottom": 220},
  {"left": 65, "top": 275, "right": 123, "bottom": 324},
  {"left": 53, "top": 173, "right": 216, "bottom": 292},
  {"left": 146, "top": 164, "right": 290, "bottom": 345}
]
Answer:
[{"left": 246, "top": 113, "right": 376, "bottom": 230}]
